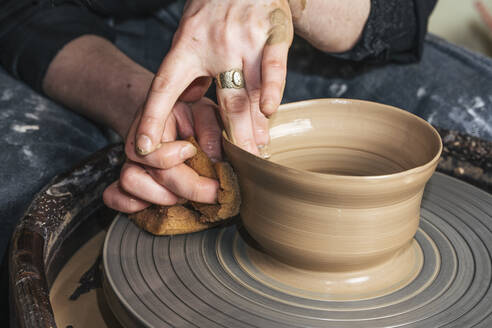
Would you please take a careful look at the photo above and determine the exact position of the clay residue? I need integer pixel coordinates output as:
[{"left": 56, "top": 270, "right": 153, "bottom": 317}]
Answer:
[
  {"left": 288, "top": 0, "right": 307, "bottom": 10},
  {"left": 298, "top": 0, "right": 307, "bottom": 10},
  {"left": 267, "top": 8, "right": 289, "bottom": 45}
]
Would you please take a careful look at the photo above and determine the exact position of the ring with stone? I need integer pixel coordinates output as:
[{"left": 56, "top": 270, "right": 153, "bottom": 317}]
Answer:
[{"left": 216, "top": 68, "right": 245, "bottom": 89}]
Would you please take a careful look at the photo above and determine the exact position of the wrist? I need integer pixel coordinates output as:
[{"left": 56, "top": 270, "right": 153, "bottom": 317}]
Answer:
[{"left": 288, "top": 0, "right": 370, "bottom": 53}]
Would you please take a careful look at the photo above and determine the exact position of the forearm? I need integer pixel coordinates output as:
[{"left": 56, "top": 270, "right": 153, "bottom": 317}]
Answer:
[
  {"left": 289, "top": 0, "right": 370, "bottom": 53},
  {"left": 43, "top": 35, "right": 153, "bottom": 137}
]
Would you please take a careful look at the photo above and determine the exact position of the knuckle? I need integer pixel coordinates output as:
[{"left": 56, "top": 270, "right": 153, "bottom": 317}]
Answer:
[
  {"left": 157, "top": 154, "right": 175, "bottom": 169},
  {"left": 264, "top": 58, "right": 284, "bottom": 70},
  {"left": 199, "top": 132, "right": 221, "bottom": 153},
  {"left": 200, "top": 130, "right": 221, "bottom": 144},
  {"left": 140, "top": 113, "right": 161, "bottom": 128},
  {"left": 239, "top": 138, "right": 256, "bottom": 150},
  {"left": 151, "top": 74, "right": 172, "bottom": 94},
  {"left": 119, "top": 167, "right": 138, "bottom": 192},
  {"left": 180, "top": 15, "right": 200, "bottom": 32},
  {"left": 210, "top": 27, "right": 229, "bottom": 53},
  {"left": 189, "top": 180, "right": 207, "bottom": 201},
  {"left": 248, "top": 88, "right": 262, "bottom": 104},
  {"left": 223, "top": 95, "right": 249, "bottom": 113},
  {"left": 263, "top": 80, "right": 283, "bottom": 92}
]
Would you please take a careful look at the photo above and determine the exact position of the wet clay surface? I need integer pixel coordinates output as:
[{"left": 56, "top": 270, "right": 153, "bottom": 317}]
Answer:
[
  {"left": 224, "top": 99, "right": 442, "bottom": 277},
  {"left": 50, "top": 232, "right": 107, "bottom": 327},
  {"left": 103, "top": 174, "right": 492, "bottom": 327},
  {"left": 11, "top": 102, "right": 492, "bottom": 327}
]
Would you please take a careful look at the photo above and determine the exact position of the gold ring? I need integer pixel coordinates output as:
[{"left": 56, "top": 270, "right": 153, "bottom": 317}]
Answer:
[{"left": 216, "top": 68, "right": 245, "bottom": 89}]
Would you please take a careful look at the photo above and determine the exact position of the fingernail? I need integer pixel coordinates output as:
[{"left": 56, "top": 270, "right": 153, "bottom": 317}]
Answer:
[
  {"left": 136, "top": 134, "right": 153, "bottom": 155},
  {"left": 261, "top": 101, "right": 276, "bottom": 115},
  {"left": 180, "top": 143, "right": 197, "bottom": 160},
  {"left": 258, "top": 144, "right": 271, "bottom": 159}
]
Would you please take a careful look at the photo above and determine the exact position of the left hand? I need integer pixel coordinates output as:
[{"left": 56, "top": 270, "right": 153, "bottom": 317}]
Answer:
[{"left": 103, "top": 98, "right": 222, "bottom": 213}]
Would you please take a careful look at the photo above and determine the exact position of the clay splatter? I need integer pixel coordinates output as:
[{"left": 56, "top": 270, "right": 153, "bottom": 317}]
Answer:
[
  {"left": 22, "top": 146, "right": 33, "bottom": 158},
  {"left": 329, "top": 83, "right": 348, "bottom": 97},
  {"left": 22, "top": 145, "right": 39, "bottom": 168},
  {"left": 0, "top": 109, "right": 14, "bottom": 119},
  {"left": 417, "top": 87, "right": 427, "bottom": 99},
  {"left": 427, "top": 111, "right": 437, "bottom": 124},
  {"left": 1, "top": 89, "right": 13, "bottom": 101},
  {"left": 25, "top": 113, "right": 40, "bottom": 120},
  {"left": 447, "top": 96, "right": 492, "bottom": 137},
  {"left": 12, "top": 124, "right": 39, "bottom": 133},
  {"left": 24, "top": 94, "right": 49, "bottom": 112},
  {"left": 267, "top": 8, "right": 289, "bottom": 45}
]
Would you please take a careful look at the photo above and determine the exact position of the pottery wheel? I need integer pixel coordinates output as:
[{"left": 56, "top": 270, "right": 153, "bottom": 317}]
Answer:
[{"left": 103, "top": 173, "right": 492, "bottom": 328}]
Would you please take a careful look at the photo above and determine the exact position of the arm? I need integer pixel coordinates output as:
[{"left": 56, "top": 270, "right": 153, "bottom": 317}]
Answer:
[
  {"left": 0, "top": 0, "right": 174, "bottom": 136},
  {"left": 289, "top": 0, "right": 438, "bottom": 62},
  {"left": 43, "top": 35, "right": 152, "bottom": 137}
]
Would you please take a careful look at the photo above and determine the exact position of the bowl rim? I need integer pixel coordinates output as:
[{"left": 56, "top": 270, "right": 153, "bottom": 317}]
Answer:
[{"left": 223, "top": 98, "right": 443, "bottom": 181}]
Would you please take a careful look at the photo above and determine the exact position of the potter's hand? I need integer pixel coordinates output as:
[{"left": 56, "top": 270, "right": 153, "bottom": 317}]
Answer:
[
  {"left": 288, "top": 0, "right": 370, "bottom": 53},
  {"left": 133, "top": 0, "right": 293, "bottom": 155},
  {"left": 103, "top": 98, "right": 222, "bottom": 213}
]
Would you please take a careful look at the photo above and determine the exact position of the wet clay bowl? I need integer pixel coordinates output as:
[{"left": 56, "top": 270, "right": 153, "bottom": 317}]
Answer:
[{"left": 223, "top": 99, "right": 442, "bottom": 298}]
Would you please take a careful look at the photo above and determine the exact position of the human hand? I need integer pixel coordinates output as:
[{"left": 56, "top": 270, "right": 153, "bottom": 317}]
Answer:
[
  {"left": 103, "top": 98, "right": 222, "bottom": 213},
  {"left": 134, "top": 0, "right": 293, "bottom": 156}
]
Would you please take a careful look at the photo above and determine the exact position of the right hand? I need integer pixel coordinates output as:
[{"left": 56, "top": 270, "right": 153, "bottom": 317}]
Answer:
[{"left": 133, "top": 0, "right": 294, "bottom": 156}]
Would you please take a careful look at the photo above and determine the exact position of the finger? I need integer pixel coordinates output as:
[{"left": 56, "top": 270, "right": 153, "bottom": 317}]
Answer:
[
  {"left": 161, "top": 108, "right": 178, "bottom": 142},
  {"left": 179, "top": 77, "right": 213, "bottom": 102},
  {"left": 243, "top": 56, "right": 270, "bottom": 147},
  {"left": 135, "top": 48, "right": 201, "bottom": 155},
  {"left": 125, "top": 111, "right": 196, "bottom": 169},
  {"left": 119, "top": 161, "right": 179, "bottom": 205},
  {"left": 103, "top": 181, "right": 150, "bottom": 213},
  {"left": 148, "top": 163, "right": 219, "bottom": 203},
  {"left": 192, "top": 98, "right": 222, "bottom": 162},
  {"left": 216, "top": 68, "right": 258, "bottom": 154},
  {"left": 260, "top": 17, "right": 291, "bottom": 117},
  {"left": 173, "top": 102, "right": 195, "bottom": 139},
  {"left": 260, "top": 43, "right": 289, "bottom": 117}
]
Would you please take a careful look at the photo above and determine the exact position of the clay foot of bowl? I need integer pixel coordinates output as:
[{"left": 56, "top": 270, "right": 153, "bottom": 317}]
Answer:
[{"left": 231, "top": 226, "right": 425, "bottom": 301}]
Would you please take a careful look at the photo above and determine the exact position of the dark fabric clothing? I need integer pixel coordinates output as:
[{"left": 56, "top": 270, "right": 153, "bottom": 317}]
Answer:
[
  {"left": 335, "top": 0, "right": 437, "bottom": 62},
  {"left": 0, "top": 1, "right": 117, "bottom": 92},
  {"left": 0, "top": 0, "right": 167, "bottom": 93},
  {"left": 0, "top": 0, "right": 437, "bottom": 93}
]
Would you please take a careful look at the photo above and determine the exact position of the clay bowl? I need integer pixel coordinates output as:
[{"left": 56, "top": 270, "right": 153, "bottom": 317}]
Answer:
[{"left": 223, "top": 99, "right": 442, "bottom": 277}]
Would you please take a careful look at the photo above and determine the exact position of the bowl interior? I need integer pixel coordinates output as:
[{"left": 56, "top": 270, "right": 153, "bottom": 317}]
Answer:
[{"left": 266, "top": 99, "right": 441, "bottom": 177}]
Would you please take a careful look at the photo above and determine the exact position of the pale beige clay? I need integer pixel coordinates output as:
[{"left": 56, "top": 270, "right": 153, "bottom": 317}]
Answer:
[
  {"left": 223, "top": 99, "right": 442, "bottom": 299},
  {"left": 129, "top": 136, "right": 241, "bottom": 235}
]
